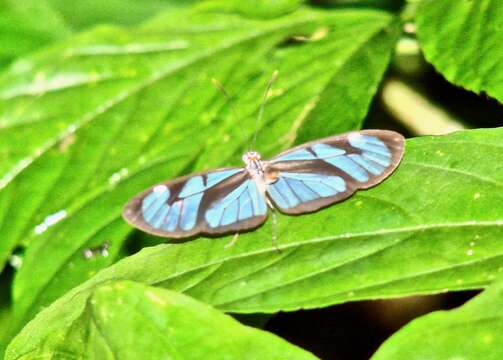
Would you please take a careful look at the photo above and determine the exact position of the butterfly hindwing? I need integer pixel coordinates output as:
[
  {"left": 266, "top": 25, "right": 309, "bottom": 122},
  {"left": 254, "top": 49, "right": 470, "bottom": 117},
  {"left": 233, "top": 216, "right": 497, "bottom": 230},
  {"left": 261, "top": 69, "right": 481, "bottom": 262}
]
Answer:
[
  {"left": 264, "top": 130, "right": 404, "bottom": 214},
  {"left": 123, "top": 167, "right": 268, "bottom": 238},
  {"left": 204, "top": 177, "right": 268, "bottom": 232}
]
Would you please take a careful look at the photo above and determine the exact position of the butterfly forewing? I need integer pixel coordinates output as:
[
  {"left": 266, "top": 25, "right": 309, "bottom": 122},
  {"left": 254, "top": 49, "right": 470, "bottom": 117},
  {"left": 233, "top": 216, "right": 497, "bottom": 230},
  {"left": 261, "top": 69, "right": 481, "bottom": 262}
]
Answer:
[
  {"left": 123, "top": 167, "right": 268, "bottom": 238},
  {"left": 264, "top": 130, "right": 404, "bottom": 214}
]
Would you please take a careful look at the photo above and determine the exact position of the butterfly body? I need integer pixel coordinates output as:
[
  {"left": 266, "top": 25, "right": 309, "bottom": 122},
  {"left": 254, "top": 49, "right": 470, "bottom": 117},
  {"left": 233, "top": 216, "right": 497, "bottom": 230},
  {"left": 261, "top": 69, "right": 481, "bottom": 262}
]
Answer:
[
  {"left": 242, "top": 151, "right": 267, "bottom": 190},
  {"left": 123, "top": 130, "right": 405, "bottom": 239}
]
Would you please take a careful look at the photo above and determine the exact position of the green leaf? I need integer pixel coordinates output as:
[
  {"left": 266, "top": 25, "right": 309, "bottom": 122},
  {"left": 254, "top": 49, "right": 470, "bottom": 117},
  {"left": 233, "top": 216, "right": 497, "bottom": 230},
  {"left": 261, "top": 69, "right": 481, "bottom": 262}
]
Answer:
[
  {"left": 294, "top": 19, "right": 398, "bottom": 144},
  {"left": 0, "top": 0, "right": 72, "bottom": 68},
  {"left": 0, "top": 0, "right": 200, "bottom": 70},
  {"left": 373, "top": 280, "right": 503, "bottom": 359},
  {"left": 416, "top": 0, "right": 503, "bottom": 103},
  {"left": 6, "top": 281, "right": 317, "bottom": 360},
  {"left": 11, "top": 127, "right": 503, "bottom": 340},
  {"left": 1, "top": 6, "right": 398, "bottom": 328},
  {"left": 48, "top": 0, "right": 199, "bottom": 29},
  {"left": 196, "top": 0, "right": 303, "bottom": 19}
]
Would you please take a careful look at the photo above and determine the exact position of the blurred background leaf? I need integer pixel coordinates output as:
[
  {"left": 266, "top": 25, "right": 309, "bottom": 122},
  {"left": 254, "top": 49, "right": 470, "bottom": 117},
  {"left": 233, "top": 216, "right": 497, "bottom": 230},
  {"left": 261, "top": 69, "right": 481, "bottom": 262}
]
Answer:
[
  {"left": 373, "top": 280, "right": 503, "bottom": 359},
  {"left": 416, "top": 0, "right": 503, "bottom": 103},
  {"left": 0, "top": 0, "right": 198, "bottom": 70},
  {"left": 6, "top": 280, "right": 317, "bottom": 360},
  {"left": 0, "top": 0, "right": 71, "bottom": 69},
  {"left": 48, "top": 0, "right": 199, "bottom": 28}
]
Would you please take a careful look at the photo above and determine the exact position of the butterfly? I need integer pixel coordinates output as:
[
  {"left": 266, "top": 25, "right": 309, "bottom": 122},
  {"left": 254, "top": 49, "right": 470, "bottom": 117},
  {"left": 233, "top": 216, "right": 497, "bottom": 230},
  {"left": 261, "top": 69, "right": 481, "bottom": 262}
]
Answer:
[{"left": 122, "top": 129, "right": 405, "bottom": 239}]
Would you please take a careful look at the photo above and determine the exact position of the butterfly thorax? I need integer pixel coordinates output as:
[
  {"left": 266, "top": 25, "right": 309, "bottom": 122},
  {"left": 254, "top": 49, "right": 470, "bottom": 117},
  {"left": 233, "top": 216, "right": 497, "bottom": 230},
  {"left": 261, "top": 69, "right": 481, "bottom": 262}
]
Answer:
[{"left": 242, "top": 150, "right": 269, "bottom": 198}]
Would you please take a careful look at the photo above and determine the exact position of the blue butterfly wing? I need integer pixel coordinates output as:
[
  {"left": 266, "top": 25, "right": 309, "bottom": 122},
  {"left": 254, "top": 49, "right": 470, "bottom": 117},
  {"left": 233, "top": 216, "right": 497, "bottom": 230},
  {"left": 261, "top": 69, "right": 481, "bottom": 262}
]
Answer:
[
  {"left": 204, "top": 176, "right": 268, "bottom": 232},
  {"left": 265, "top": 129, "right": 404, "bottom": 214},
  {"left": 123, "top": 168, "right": 268, "bottom": 238}
]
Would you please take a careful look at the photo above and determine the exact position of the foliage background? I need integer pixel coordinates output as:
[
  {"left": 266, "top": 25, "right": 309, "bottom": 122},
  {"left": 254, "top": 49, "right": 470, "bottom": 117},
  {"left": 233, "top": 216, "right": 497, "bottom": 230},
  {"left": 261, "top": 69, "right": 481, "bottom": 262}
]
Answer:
[{"left": 0, "top": 0, "right": 502, "bottom": 359}]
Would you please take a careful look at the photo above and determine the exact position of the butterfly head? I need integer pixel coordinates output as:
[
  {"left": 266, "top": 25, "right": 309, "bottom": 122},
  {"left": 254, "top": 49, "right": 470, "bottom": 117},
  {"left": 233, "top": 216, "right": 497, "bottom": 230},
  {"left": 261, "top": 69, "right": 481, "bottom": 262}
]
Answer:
[
  {"left": 242, "top": 151, "right": 261, "bottom": 163},
  {"left": 242, "top": 151, "right": 264, "bottom": 174}
]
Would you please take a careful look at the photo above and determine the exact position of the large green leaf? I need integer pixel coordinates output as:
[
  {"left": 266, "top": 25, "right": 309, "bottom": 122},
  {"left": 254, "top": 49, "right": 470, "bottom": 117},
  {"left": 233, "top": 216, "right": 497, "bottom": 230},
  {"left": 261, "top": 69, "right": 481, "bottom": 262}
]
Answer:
[
  {"left": 6, "top": 280, "right": 316, "bottom": 360},
  {"left": 1, "top": 6, "right": 398, "bottom": 326},
  {"left": 416, "top": 0, "right": 503, "bottom": 103},
  {"left": 373, "top": 280, "right": 503, "bottom": 359},
  {"left": 10, "top": 128, "right": 503, "bottom": 339}
]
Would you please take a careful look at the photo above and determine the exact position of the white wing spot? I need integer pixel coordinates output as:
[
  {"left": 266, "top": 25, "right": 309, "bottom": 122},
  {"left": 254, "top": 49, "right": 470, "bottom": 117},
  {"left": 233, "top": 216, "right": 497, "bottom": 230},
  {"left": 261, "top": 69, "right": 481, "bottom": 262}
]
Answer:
[
  {"left": 153, "top": 185, "right": 168, "bottom": 193},
  {"left": 347, "top": 132, "right": 362, "bottom": 141}
]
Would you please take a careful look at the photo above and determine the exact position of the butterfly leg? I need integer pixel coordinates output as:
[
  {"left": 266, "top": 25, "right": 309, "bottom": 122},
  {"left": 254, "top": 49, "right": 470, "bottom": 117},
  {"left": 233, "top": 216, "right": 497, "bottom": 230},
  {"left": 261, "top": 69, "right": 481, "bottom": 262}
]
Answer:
[
  {"left": 266, "top": 198, "right": 281, "bottom": 252},
  {"left": 225, "top": 233, "right": 239, "bottom": 249},
  {"left": 271, "top": 209, "right": 280, "bottom": 252}
]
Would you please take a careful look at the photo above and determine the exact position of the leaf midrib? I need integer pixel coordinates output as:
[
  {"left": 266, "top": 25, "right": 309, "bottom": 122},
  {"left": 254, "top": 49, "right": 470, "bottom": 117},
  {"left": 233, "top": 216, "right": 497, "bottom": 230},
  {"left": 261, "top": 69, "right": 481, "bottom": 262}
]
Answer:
[
  {"left": 102, "top": 220, "right": 503, "bottom": 300},
  {"left": 221, "top": 244, "right": 503, "bottom": 312}
]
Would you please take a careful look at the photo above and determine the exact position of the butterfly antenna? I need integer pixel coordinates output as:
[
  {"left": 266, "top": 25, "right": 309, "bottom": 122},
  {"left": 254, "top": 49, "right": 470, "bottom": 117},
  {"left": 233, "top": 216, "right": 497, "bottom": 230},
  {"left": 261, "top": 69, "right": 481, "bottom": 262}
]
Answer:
[
  {"left": 251, "top": 70, "right": 279, "bottom": 151},
  {"left": 211, "top": 78, "right": 248, "bottom": 147}
]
